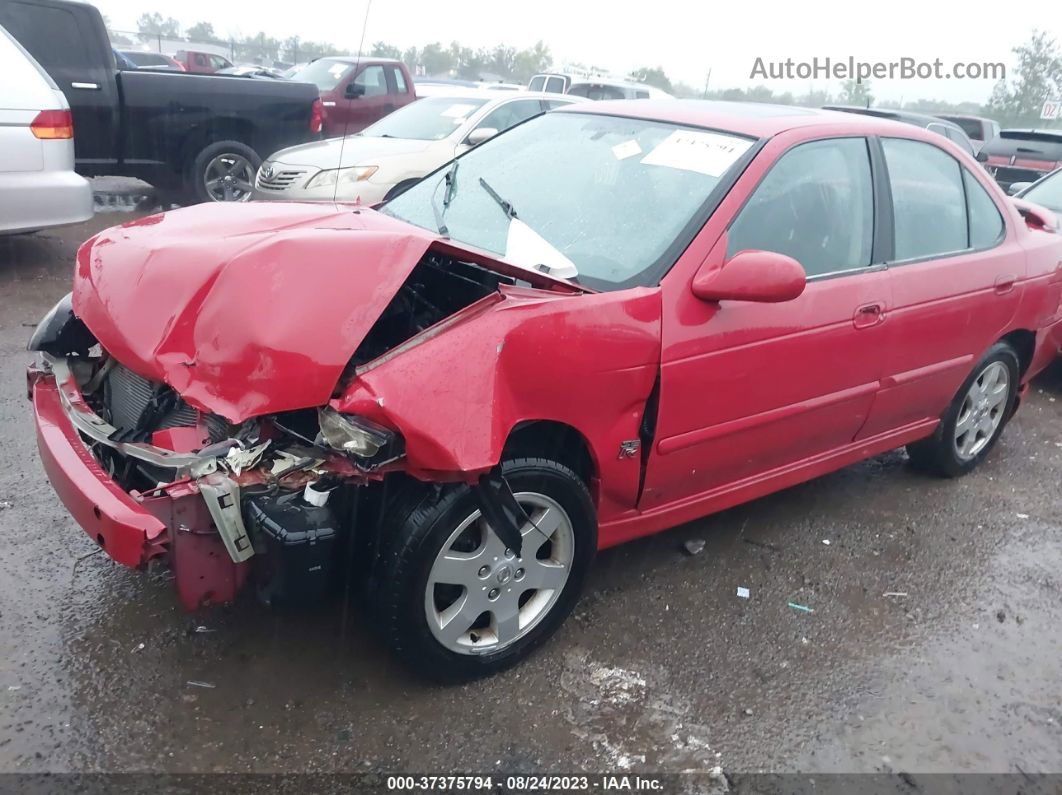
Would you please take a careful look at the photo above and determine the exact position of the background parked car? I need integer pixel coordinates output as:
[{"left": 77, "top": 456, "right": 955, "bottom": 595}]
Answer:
[
  {"left": 215, "top": 64, "right": 285, "bottom": 80},
  {"left": 0, "top": 0, "right": 322, "bottom": 203},
  {"left": 255, "top": 90, "right": 582, "bottom": 204},
  {"left": 114, "top": 49, "right": 185, "bottom": 72},
  {"left": 528, "top": 72, "right": 571, "bottom": 94},
  {"left": 934, "top": 114, "right": 1000, "bottom": 153},
  {"left": 977, "top": 129, "right": 1062, "bottom": 192},
  {"left": 822, "top": 106, "right": 977, "bottom": 155},
  {"left": 288, "top": 56, "right": 416, "bottom": 137},
  {"left": 566, "top": 79, "right": 672, "bottom": 100},
  {"left": 0, "top": 21, "right": 91, "bottom": 234},
  {"left": 172, "top": 48, "right": 233, "bottom": 74}
]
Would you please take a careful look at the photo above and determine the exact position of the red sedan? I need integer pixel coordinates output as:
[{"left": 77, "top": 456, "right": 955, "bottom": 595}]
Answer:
[{"left": 27, "top": 102, "right": 1062, "bottom": 680}]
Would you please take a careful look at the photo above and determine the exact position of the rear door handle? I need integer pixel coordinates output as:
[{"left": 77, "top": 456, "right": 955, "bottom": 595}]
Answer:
[
  {"left": 994, "top": 274, "right": 1018, "bottom": 294},
  {"left": 71, "top": 81, "right": 100, "bottom": 90},
  {"left": 853, "top": 302, "right": 886, "bottom": 329}
]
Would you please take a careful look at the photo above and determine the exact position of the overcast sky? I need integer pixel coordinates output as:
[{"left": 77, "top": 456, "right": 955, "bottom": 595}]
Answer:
[{"left": 96, "top": 0, "right": 1036, "bottom": 104}]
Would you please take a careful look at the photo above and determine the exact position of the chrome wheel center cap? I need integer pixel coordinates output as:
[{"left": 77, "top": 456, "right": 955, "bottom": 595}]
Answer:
[{"left": 495, "top": 565, "right": 513, "bottom": 585}]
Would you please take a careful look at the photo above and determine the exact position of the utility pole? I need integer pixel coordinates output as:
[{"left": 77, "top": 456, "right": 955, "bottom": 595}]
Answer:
[{"left": 702, "top": 68, "right": 712, "bottom": 99}]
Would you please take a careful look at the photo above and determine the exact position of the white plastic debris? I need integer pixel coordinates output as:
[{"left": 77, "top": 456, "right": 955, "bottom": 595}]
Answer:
[
  {"left": 303, "top": 482, "right": 330, "bottom": 507},
  {"left": 736, "top": 586, "right": 750, "bottom": 599},
  {"left": 1016, "top": 513, "right": 1030, "bottom": 519},
  {"left": 187, "top": 680, "right": 216, "bottom": 689},
  {"left": 683, "top": 538, "right": 706, "bottom": 556},
  {"left": 131, "top": 642, "right": 145, "bottom": 653},
  {"left": 822, "top": 539, "right": 831, "bottom": 545}
]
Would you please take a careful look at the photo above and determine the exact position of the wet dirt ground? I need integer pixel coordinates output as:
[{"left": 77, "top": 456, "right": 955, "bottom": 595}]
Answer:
[{"left": 1, "top": 210, "right": 1060, "bottom": 777}]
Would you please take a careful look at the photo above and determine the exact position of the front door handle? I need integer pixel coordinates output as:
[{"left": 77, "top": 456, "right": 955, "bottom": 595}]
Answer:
[
  {"left": 994, "top": 274, "right": 1018, "bottom": 294},
  {"left": 71, "top": 81, "right": 100, "bottom": 90},
  {"left": 853, "top": 302, "right": 886, "bottom": 329}
]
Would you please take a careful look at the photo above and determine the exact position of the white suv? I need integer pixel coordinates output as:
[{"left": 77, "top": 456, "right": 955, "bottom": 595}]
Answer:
[{"left": 0, "top": 22, "right": 92, "bottom": 234}]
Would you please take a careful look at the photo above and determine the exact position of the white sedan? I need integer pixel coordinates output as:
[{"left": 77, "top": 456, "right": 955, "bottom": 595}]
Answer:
[{"left": 253, "top": 91, "right": 581, "bottom": 204}]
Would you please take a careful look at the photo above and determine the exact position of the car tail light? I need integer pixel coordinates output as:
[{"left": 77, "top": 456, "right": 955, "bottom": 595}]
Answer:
[
  {"left": 309, "top": 98, "right": 323, "bottom": 134},
  {"left": 30, "top": 109, "right": 74, "bottom": 139}
]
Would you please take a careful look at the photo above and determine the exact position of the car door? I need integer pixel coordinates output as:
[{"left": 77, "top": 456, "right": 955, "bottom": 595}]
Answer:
[
  {"left": 641, "top": 135, "right": 892, "bottom": 508},
  {"left": 386, "top": 65, "right": 414, "bottom": 111},
  {"left": 858, "top": 136, "right": 1020, "bottom": 437},
  {"left": 0, "top": 0, "right": 118, "bottom": 168},
  {"left": 335, "top": 64, "right": 392, "bottom": 133}
]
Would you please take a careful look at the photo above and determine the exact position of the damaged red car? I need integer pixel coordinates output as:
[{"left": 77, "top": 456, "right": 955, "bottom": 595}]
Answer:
[{"left": 27, "top": 102, "right": 1062, "bottom": 680}]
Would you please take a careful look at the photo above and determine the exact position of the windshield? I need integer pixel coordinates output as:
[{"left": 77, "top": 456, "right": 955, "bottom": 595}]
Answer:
[
  {"left": 361, "top": 97, "right": 490, "bottom": 140},
  {"left": 1022, "top": 171, "right": 1062, "bottom": 213},
  {"left": 382, "top": 112, "right": 754, "bottom": 290},
  {"left": 290, "top": 58, "right": 352, "bottom": 91}
]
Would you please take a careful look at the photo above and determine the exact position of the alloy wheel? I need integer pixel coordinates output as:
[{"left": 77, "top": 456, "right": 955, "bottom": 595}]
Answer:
[
  {"left": 953, "top": 360, "right": 1010, "bottom": 461},
  {"left": 424, "top": 492, "right": 574, "bottom": 655},
  {"left": 203, "top": 153, "right": 255, "bottom": 202}
]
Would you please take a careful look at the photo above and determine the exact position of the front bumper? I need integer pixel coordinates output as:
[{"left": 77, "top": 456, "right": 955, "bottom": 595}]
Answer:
[
  {"left": 32, "top": 374, "right": 168, "bottom": 568},
  {"left": 29, "top": 359, "right": 253, "bottom": 608}
]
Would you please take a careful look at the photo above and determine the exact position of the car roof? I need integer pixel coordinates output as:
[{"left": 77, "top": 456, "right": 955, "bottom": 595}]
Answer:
[
  {"left": 321, "top": 55, "right": 403, "bottom": 66},
  {"left": 552, "top": 100, "right": 915, "bottom": 138},
  {"left": 821, "top": 105, "right": 960, "bottom": 127}
]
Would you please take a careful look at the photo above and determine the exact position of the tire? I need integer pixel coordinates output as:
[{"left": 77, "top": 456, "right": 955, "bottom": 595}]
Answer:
[
  {"left": 906, "top": 342, "right": 1021, "bottom": 477},
  {"left": 186, "top": 140, "right": 261, "bottom": 204},
  {"left": 374, "top": 457, "right": 596, "bottom": 682},
  {"left": 382, "top": 179, "right": 420, "bottom": 202}
]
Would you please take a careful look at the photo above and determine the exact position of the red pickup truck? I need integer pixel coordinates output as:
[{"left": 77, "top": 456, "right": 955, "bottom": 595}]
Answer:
[{"left": 288, "top": 57, "right": 416, "bottom": 137}]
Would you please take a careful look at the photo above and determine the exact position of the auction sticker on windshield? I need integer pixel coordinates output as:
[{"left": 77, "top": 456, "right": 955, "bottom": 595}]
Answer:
[
  {"left": 641, "top": 129, "right": 753, "bottom": 177},
  {"left": 611, "top": 139, "right": 642, "bottom": 160}
]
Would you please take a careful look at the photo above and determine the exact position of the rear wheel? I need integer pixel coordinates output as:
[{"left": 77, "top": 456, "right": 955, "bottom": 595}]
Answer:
[
  {"left": 906, "top": 342, "right": 1020, "bottom": 477},
  {"left": 374, "top": 458, "right": 596, "bottom": 681},
  {"left": 187, "top": 140, "right": 260, "bottom": 204}
]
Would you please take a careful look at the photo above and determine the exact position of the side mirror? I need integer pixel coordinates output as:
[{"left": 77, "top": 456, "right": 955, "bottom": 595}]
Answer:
[
  {"left": 1006, "top": 182, "right": 1031, "bottom": 196},
  {"left": 466, "top": 127, "right": 499, "bottom": 146},
  {"left": 692, "top": 249, "right": 806, "bottom": 303},
  {"left": 345, "top": 82, "right": 365, "bottom": 99}
]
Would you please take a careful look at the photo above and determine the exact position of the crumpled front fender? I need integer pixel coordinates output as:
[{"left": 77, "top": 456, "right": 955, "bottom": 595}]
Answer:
[{"left": 334, "top": 284, "right": 662, "bottom": 519}]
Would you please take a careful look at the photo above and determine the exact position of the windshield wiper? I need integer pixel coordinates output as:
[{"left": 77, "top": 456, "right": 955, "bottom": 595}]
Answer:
[
  {"left": 429, "top": 160, "right": 460, "bottom": 238},
  {"left": 479, "top": 177, "right": 517, "bottom": 219}
]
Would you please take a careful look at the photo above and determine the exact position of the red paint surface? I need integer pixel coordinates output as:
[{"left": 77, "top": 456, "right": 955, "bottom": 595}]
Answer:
[{"left": 40, "top": 103, "right": 1062, "bottom": 581}]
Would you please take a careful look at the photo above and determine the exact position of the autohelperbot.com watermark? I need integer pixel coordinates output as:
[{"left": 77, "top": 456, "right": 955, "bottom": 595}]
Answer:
[{"left": 750, "top": 56, "right": 1005, "bottom": 81}]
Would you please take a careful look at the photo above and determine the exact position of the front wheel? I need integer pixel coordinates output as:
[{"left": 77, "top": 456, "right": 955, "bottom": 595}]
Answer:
[
  {"left": 374, "top": 458, "right": 596, "bottom": 681},
  {"left": 906, "top": 342, "right": 1020, "bottom": 477}
]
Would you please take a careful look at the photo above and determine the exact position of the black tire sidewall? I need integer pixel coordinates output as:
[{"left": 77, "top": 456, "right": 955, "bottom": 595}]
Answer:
[
  {"left": 380, "top": 458, "right": 596, "bottom": 681},
  {"left": 933, "top": 343, "right": 1021, "bottom": 476},
  {"left": 188, "top": 140, "right": 261, "bottom": 204}
]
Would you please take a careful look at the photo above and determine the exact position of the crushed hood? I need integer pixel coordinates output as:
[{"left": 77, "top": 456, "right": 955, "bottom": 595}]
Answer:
[{"left": 72, "top": 202, "right": 577, "bottom": 422}]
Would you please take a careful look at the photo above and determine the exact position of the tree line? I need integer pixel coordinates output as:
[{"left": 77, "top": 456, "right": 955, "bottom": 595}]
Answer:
[{"left": 116, "top": 13, "right": 1061, "bottom": 128}]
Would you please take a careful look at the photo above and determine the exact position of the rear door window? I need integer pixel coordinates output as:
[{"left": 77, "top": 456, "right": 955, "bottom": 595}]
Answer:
[
  {"left": 728, "top": 137, "right": 874, "bottom": 276},
  {"left": 528, "top": 75, "right": 546, "bottom": 92},
  {"left": 963, "top": 170, "right": 1005, "bottom": 248},
  {"left": 389, "top": 66, "right": 408, "bottom": 94},
  {"left": 4, "top": 1, "right": 89, "bottom": 73},
  {"left": 545, "top": 76, "right": 566, "bottom": 94},
  {"left": 882, "top": 138, "right": 967, "bottom": 261},
  {"left": 473, "top": 99, "right": 547, "bottom": 134}
]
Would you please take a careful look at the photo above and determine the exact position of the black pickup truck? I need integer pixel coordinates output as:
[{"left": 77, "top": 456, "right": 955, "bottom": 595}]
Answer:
[{"left": 0, "top": 0, "right": 322, "bottom": 202}]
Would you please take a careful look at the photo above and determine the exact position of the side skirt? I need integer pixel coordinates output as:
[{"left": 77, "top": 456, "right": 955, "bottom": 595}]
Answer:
[{"left": 598, "top": 418, "right": 940, "bottom": 549}]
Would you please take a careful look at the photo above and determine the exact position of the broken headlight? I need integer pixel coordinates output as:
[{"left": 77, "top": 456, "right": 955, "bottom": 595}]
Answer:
[
  {"left": 317, "top": 407, "right": 401, "bottom": 464},
  {"left": 305, "top": 165, "right": 378, "bottom": 189}
]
